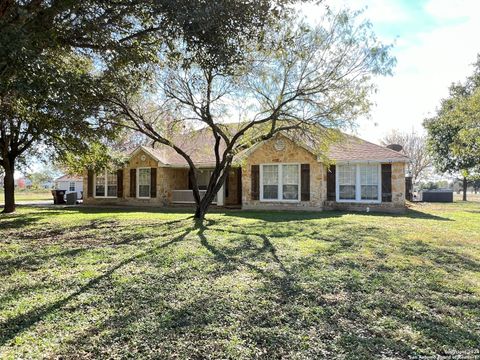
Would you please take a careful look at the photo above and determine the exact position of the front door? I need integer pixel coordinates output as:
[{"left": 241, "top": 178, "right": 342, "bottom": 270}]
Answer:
[{"left": 225, "top": 167, "right": 242, "bottom": 206}]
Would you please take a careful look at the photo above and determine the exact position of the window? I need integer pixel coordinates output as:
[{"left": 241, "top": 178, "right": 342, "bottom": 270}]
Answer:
[
  {"left": 95, "top": 170, "right": 117, "bottom": 198},
  {"left": 196, "top": 169, "right": 214, "bottom": 190},
  {"left": 338, "top": 165, "right": 356, "bottom": 200},
  {"left": 360, "top": 165, "right": 379, "bottom": 200},
  {"left": 336, "top": 164, "right": 380, "bottom": 203},
  {"left": 260, "top": 164, "right": 300, "bottom": 201},
  {"left": 282, "top": 164, "right": 299, "bottom": 200},
  {"left": 107, "top": 172, "right": 118, "bottom": 197},
  {"left": 138, "top": 168, "right": 151, "bottom": 198},
  {"left": 69, "top": 182, "right": 75, "bottom": 192},
  {"left": 95, "top": 174, "right": 105, "bottom": 197},
  {"left": 262, "top": 165, "right": 279, "bottom": 200}
]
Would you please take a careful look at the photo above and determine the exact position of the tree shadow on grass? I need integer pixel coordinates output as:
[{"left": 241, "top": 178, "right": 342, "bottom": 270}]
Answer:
[
  {"left": 0, "top": 217, "right": 189, "bottom": 277},
  {"left": 400, "top": 239, "right": 480, "bottom": 274},
  {"left": 225, "top": 207, "right": 452, "bottom": 222},
  {"left": 0, "top": 220, "right": 194, "bottom": 347},
  {"left": 49, "top": 220, "right": 417, "bottom": 358},
  {"left": 3, "top": 215, "right": 478, "bottom": 358},
  {"left": 0, "top": 211, "right": 58, "bottom": 230}
]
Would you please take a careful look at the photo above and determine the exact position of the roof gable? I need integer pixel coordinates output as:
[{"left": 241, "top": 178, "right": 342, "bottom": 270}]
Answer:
[{"left": 129, "top": 146, "right": 165, "bottom": 164}]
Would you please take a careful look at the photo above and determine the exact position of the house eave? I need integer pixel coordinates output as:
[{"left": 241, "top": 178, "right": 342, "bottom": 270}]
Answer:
[{"left": 333, "top": 158, "right": 409, "bottom": 164}]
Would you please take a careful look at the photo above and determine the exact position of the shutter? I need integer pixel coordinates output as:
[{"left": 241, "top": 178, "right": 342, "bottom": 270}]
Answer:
[
  {"left": 382, "top": 164, "right": 392, "bottom": 202},
  {"left": 130, "top": 169, "right": 136, "bottom": 197},
  {"left": 251, "top": 165, "right": 259, "bottom": 200},
  {"left": 117, "top": 169, "right": 123, "bottom": 198},
  {"left": 150, "top": 167, "right": 157, "bottom": 198},
  {"left": 301, "top": 164, "right": 310, "bottom": 201},
  {"left": 87, "top": 170, "right": 94, "bottom": 198},
  {"left": 326, "top": 165, "right": 336, "bottom": 201}
]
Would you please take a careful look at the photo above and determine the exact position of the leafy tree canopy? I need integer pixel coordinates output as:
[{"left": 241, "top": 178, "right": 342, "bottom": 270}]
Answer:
[
  {"left": 1, "top": 0, "right": 294, "bottom": 213},
  {"left": 424, "top": 56, "right": 480, "bottom": 175},
  {"left": 424, "top": 55, "right": 480, "bottom": 200}
]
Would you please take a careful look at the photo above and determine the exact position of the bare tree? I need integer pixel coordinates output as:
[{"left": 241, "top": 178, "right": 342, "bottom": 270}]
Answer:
[
  {"left": 381, "top": 129, "right": 431, "bottom": 184},
  {"left": 107, "top": 10, "right": 395, "bottom": 220}
]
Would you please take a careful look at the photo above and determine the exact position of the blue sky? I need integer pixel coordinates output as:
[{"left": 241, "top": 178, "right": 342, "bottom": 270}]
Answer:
[{"left": 303, "top": 0, "right": 480, "bottom": 143}]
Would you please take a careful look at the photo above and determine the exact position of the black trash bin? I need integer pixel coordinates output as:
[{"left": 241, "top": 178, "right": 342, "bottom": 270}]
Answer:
[
  {"left": 51, "top": 190, "right": 66, "bottom": 204},
  {"left": 421, "top": 189, "right": 453, "bottom": 202},
  {"left": 66, "top": 192, "right": 78, "bottom": 205}
]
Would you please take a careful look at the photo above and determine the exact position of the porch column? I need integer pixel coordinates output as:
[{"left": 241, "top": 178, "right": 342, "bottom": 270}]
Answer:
[{"left": 217, "top": 183, "right": 225, "bottom": 206}]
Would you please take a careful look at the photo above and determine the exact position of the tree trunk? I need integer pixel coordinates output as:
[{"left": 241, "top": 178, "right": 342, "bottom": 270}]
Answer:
[
  {"left": 194, "top": 203, "right": 208, "bottom": 220},
  {"left": 2, "top": 159, "right": 15, "bottom": 213},
  {"left": 192, "top": 164, "right": 231, "bottom": 220},
  {"left": 462, "top": 177, "right": 468, "bottom": 201}
]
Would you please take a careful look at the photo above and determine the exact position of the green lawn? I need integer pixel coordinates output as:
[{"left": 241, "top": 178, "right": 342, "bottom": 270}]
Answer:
[
  {"left": 0, "top": 203, "right": 479, "bottom": 359},
  {"left": 0, "top": 190, "right": 52, "bottom": 203}
]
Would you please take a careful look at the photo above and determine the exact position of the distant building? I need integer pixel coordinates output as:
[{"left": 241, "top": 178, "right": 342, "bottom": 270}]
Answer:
[
  {"left": 54, "top": 175, "right": 83, "bottom": 198},
  {"left": 15, "top": 178, "right": 28, "bottom": 189}
]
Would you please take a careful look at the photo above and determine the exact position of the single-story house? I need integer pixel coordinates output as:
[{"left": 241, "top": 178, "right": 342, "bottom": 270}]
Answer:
[
  {"left": 55, "top": 175, "right": 84, "bottom": 198},
  {"left": 83, "top": 131, "right": 409, "bottom": 212}
]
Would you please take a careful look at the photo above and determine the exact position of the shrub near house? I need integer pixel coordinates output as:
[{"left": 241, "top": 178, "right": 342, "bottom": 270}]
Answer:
[{"left": 84, "top": 132, "right": 408, "bottom": 212}]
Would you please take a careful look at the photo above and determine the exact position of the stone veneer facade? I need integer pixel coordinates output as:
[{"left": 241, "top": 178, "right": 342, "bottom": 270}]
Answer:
[
  {"left": 84, "top": 136, "right": 407, "bottom": 212},
  {"left": 242, "top": 135, "right": 406, "bottom": 212},
  {"left": 83, "top": 148, "right": 189, "bottom": 207},
  {"left": 242, "top": 135, "right": 327, "bottom": 210}
]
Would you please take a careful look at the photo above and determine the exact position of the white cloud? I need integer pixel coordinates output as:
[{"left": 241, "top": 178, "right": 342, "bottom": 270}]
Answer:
[
  {"left": 300, "top": 0, "right": 480, "bottom": 143},
  {"left": 357, "top": 4, "right": 480, "bottom": 143},
  {"left": 424, "top": 0, "right": 480, "bottom": 20}
]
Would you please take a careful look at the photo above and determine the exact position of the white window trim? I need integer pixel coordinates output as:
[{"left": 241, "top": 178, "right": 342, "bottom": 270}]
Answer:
[
  {"left": 259, "top": 163, "right": 301, "bottom": 202},
  {"left": 136, "top": 167, "right": 151, "bottom": 199},
  {"left": 335, "top": 163, "right": 382, "bottom": 204},
  {"left": 94, "top": 170, "right": 117, "bottom": 199},
  {"left": 69, "top": 182, "right": 75, "bottom": 191}
]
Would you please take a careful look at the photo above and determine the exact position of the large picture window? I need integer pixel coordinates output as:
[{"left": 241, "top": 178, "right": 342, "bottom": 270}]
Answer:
[
  {"left": 137, "top": 168, "right": 151, "bottom": 198},
  {"left": 336, "top": 164, "right": 381, "bottom": 203},
  {"left": 95, "top": 170, "right": 117, "bottom": 198},
  {"left": 260, "top": 164, "right": 299, "bottom": 201}
]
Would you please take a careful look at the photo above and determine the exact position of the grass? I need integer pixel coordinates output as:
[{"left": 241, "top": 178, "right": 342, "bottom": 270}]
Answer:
[
  {"left": 0, "top": 189, "right": 52, "bottom": 203},
  {"left": 454, "top": 192, "right": 480, "bottom": 202},
  {"left": 0, "top": 202, "right": 479, "bottom": 359}
]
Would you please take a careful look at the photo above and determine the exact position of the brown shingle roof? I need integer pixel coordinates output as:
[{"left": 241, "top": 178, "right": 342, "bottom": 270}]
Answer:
[
  {"left": 140, "top": 128, "right": 226, "bottom": 166},
  {"left": 327, "top": 135, "right": 409, "bottom": 162},
  {"left": 134, "top": 129, "right": 408, "bottom": 166}
]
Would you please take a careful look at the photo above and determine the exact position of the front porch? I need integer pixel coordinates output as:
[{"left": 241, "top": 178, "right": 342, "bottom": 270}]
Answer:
[
  {"left": 172, "top": 189, "right": 218, "bottom": 204},
  {"left": 170, "top": 167, "right": 242, "bottom": 207}
]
